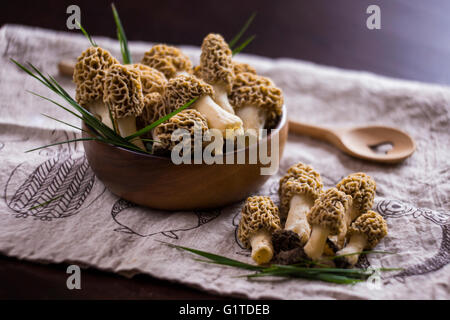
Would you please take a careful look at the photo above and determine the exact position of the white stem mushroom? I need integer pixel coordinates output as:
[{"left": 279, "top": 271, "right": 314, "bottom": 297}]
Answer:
[
  {"left": 87, "top": 100, "right": 114, "bottom": 129},
  {"left": 334, "top": 172, "right": 377, "bottom": 248},
  {"left": 278, "top": 163, "right": 323, "bottom": 246},
  {"left": 238, "top": 196, "right": 281, "bottom": 265},
  {"left": 303, "top": 188, "right": 352, "bottom": 261},
  {"left": 198, "top": 34, "right": 236, "bottom": 114},
  {"left": 103, "top": 64, "right": 146, "bottom": 150},
  {"left": 73, "top": 46, "right": 119, "bottom": 129},
  {"left": 336, "top": 211, "right": 387, "bottom": 267},
  {"left": 229, "top": 72, "right": 283, "bottom": 139},
  {"left": 164, "top": 75, "right": 243, "bottom": 140}
]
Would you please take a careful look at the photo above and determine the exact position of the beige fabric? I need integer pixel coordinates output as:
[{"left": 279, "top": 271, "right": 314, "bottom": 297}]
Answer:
[{"left": 0, "top": 25, "right": 449, "bottom": 299}]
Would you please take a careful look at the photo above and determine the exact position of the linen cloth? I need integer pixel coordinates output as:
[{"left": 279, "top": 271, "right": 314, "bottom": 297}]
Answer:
[{"left": 0, "top": 25, "right": 449, "bottom": 299}]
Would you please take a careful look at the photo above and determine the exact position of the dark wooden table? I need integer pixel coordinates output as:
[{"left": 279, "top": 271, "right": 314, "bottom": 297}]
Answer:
[{"left": 1, "top": 0, "right": 450, "bottom": 299}]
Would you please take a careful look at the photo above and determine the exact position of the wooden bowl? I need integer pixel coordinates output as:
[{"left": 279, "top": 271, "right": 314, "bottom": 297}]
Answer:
[{"left": 83, "top": 106, "right": 288, "bottom": 210}]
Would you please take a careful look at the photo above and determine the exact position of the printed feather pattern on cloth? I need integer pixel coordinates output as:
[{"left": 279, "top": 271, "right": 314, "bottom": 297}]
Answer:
[{"left": 6, "top": 156, "right": 95, "bottom": 221}]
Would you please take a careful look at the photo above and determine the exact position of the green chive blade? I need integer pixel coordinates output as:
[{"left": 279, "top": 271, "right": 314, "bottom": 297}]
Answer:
[
  {"left": 75, "top": 20, "right": 97, "bottom": 47},
  {"left": 232, "top": 35, "right": 255, "bottom": 56},
  {"left": 30, "top": 196, "right": 62, "bottom": 210},
  {"left": 229, "top": 12, "right": 256, "bottom": 49},
  {"left": 126, "top": 97, "right": 198, "bottom": 140},
  {"left": 111, "top": 3, "right": 132, "bottom": 64}
]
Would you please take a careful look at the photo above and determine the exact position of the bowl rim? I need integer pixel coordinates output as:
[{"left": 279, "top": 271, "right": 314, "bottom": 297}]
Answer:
[{"left": 84, "top": 104, "right": 287, "bottom": 160}]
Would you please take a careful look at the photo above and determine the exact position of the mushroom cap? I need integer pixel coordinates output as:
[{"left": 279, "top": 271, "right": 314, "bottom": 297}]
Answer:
[
  {"left": 279, "top": 163, "right": 323, "bottom": 214},
  {"left": 73, "top": 46, "right": 119, "bottom": 105},
  {"left": 233, "top": 62, "right": 257, "bottom": 75},
  {"left": 238, "top": 196, "right": 281, "bottom": 248},
  {"left": 308, "top": 188, "right": 352, "bottom": 236},
  {"left": 229, "top": 72, "right": 283, "bottom": 128},
  {"left": 103, "top": 64, "right": 144, "bottom": 119},
  {"left": 192, "top": 65, "right": 202, "bottom": 78},
  {"left": 349, "top": 210, "right": 387, "bottom": 249},
  {"left": 141, "top": 44, "right": 193, "bottom": 79},
  {"left": 136, "top": 92, "right": 169, "bottom": 134},
  {"left": 199, "top": 33, "right": 234, "bottom": 92},
  {"left": 164, "top": 75, "right": 214, "bottom": 112},
  {"left": 152, "top": 109, "right": 209, "bottom": 153},
  {"left": 337, "top": 172, "right": 376, "bottom": 213},
  {"left": 126, "top": 64, "right": 166, "bottom": 95}
]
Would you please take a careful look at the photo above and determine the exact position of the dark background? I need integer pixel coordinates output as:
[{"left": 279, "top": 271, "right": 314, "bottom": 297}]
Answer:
[
  {"left": 1, "top": 0, "right": 450, "bottom": 299},
  {"left": 2, "top": 0, "right": 450, "bottom": 85}
]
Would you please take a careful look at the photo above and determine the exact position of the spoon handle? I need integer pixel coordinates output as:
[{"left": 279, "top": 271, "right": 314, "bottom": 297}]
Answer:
[
  {"left": 58, "top": 60, "right": 75, "bottom": 77},
  {"left": 288, "top": 121, "right": 344, "bottom": 147}
]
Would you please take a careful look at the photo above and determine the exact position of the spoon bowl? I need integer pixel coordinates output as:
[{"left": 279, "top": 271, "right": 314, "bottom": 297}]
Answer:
[
  {"left": 339, "top": 126, "right": 416, "bottom": 163},
  {"left": 289, "top": 121, "right": 416, "bottom": 164}
]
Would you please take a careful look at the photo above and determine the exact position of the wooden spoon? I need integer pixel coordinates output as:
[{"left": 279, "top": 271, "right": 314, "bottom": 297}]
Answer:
[
  {"left": 288, "top": 121, "right": 415, "bottom": 163},
  {"left": 58, "top": 60, "right": 416, "bottom": 163}
]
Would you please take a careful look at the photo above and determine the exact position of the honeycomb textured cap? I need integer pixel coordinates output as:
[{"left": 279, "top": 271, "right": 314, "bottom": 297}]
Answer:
[
  {"left": 349, "top": 210, "right": 387, "bottom": 248},
  {"left": 279, "top": 162, "right": 323, "bottom": 214},
  {"left": 152, "top": 109, "right": 209, "bottom": 153},
  {"left": 103, "top": 64, "right": 144, "bottom": 119},
  {"left": 238, "top": 196, "right": 281, "bottom": 248},
  {"left": 233, "top": 62, "right": 256, "bottom": 75},
  {"left": 141, "top": 44, "right": 192, "bottom": 79},
  {"left": 337, "top": 172, "right": 376, "bottom": 212},
  {"left": 308, "top": 188, "right": 352, "bottom": 235},
  {"left": 199, "top": 33, "right": 234, "bottom": 92},
  {"left": 73, "top": 46, "right": 119, "bottom": 105},
  {"left": 136, "top": 92, "right": 169, "bottom": 135},
  {"left": 126, "top": 64, "right": 166, "bottom": 95},
  {"left": 192, "top": 65, "right": 202, "bottom": 78},
  {"left": 164, "top": 75, "right": 214, "bottom": 112},
  {"left": 229, "top": 72, "right": 283, "bottom": 128}
]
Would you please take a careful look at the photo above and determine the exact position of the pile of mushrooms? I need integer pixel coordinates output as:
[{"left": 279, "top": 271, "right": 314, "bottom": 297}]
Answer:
[
  {"left": 238, "top": 162, "right": 388, "bottom": 266},
  {"left": 73, "top": 33, "right": 284, "bottom": 154}
]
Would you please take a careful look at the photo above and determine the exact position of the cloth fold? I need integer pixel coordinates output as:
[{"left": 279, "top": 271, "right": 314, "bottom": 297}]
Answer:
[{"left": 0, "top": 25, "right": 449, "bottom": 299}]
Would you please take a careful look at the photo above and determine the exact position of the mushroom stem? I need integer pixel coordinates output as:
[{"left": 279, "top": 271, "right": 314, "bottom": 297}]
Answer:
[
  {"left": 250, "top": 229, "right": 274, "bottom": 265},
  {"left": 212, "top": 83, "right": 235, "bottom": 114},
  {"left": 303, "top": 225, "right": 330, "bottom": 261},
  {"left": 336, "top": 233, "right": 367, "bottom": 266},
  {"left": 193, "top": 95, "right": 243, "bottom": 139},
  {"left": 116, "top": 116, "right": 145, "bottom": 150},
  {"left": 87, "top": 100, "right": 114, "bottom": 129},
  {"left": 284, "top": 195, "right": 314, "bottom": 245},
  {"left": 235, "top": 105, "right": 265, "bottom": 138}
]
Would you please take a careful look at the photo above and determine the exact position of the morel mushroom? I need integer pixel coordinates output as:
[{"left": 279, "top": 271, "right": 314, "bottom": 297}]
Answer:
[
  {"left": 336, "top": 211, "right": 387, "bottom": 267},
  {"left": 233, "top": 61, "right": 256, "bottom": 75},
  {"left": 125, "top": 64, "right": 166, "bottom": 95},
  {"left": 135, "top": 92, "right": 170, "bottom": 142},
  {"left": 303, "top": 188, "right": 352, "bottom": 260},
  {"left": 278, "top": 163, "right": 323, "bottom": 246},
  {"left": 334, "top": 172, "right": 376, "bottom": 247},
  {"left": 229, "top": 72, "right": 283, "bottom": 137},
  {"left": 141, "top": 44, "right": 192, "bottom": 79},
  {"left": 73, "top": 46, "right": 119, "bottom": 129},
  {"left": 198, "top": 33, "right": 235, "bottom": 114},
  {"left": 103, "top": 64, "right": 145, "bottom": 150},
  {"left": 152, "top": 109, "right": 209, "bottom": 154},
  {"left": 164, "top": 75, "right": 243, "bottom": 139},
  {"left": 238, "top": 196, "right": 281, "bottom": 264}
]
